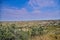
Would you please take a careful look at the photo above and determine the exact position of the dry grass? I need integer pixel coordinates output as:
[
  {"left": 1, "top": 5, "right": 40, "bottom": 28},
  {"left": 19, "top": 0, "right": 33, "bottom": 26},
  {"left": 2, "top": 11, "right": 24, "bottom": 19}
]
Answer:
[{"left": 0, "top": 20, "right": 60, "bottom": 40}]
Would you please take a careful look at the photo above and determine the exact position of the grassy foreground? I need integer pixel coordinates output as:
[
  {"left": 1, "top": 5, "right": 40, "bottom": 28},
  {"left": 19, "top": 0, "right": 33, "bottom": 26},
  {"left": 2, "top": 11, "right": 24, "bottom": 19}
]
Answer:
[{"left": 0, "top": 20, "right": 60, "bottom": 40}]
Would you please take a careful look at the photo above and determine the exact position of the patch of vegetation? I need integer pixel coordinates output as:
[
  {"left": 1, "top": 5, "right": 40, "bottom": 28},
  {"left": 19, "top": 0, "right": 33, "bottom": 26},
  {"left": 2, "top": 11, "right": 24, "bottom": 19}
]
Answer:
[{"left": 0, "top": 20, "right": 60, "bottom": 40}]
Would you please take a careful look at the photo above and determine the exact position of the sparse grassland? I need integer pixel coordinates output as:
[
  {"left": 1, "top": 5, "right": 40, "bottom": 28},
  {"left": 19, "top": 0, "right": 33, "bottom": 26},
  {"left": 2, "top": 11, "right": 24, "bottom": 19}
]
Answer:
[{"left": 0, "top": 20, "right": 60, "bottom": 40}]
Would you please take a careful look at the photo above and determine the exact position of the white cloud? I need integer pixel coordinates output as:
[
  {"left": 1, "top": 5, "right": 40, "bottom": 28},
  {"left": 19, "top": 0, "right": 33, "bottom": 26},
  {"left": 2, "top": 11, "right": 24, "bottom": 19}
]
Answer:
[
  {"left": 29, "top": 0, "right": 56, "bottom": 9},
  {"left": 1, "top": 5, "right": 60, "bottom": 21},
  {"left": 1, "top": 7, "right": 30, "bottom": 19}
]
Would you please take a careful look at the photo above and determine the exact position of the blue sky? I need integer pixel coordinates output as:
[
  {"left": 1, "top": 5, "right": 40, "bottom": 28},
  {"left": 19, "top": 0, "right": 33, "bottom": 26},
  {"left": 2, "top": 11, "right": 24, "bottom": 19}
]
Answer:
[{"left": 0, "top": 0, "right": 60, "bottom": 21}]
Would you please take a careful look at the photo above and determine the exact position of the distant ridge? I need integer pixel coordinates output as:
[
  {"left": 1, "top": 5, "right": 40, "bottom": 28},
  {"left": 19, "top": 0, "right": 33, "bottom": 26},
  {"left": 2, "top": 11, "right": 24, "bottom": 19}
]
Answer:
[{"left": 0, "top": 19, "right": 60, "bottom": 23}]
